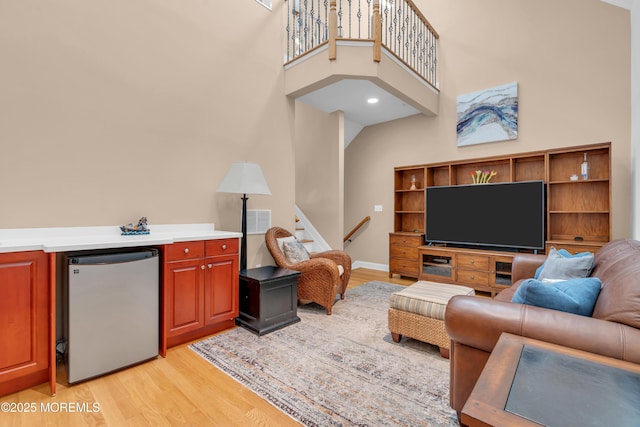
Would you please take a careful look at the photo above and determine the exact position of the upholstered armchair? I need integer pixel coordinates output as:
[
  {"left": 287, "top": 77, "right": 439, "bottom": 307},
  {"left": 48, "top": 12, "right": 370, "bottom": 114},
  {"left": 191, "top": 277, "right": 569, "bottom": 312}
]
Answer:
[{"left": 265, "top": 227, "right": 352, "bottom": 315}]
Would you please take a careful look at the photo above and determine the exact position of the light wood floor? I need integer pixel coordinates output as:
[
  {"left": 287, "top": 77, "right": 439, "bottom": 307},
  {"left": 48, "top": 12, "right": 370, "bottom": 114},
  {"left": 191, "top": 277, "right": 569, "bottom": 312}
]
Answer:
[{"left": 2, "top": 269, "right": 414, "bottom": 427}]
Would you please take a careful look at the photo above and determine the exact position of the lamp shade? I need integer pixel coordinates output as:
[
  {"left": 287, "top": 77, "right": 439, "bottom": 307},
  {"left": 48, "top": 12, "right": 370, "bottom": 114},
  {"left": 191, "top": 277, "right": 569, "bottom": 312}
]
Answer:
[{"left": 216, "top": 162, "right": 271, "bottom": 195}]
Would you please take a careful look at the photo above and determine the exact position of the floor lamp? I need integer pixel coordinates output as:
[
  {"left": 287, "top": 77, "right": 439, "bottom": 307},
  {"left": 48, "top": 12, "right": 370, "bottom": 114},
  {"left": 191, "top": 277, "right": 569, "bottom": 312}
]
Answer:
[{"left": 217, "top": 162, "right": 271, "bottom": 272}]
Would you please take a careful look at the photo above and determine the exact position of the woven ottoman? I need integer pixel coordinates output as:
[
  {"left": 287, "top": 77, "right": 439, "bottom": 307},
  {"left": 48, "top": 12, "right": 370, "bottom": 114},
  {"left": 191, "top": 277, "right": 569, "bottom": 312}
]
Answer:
[{"left": 388, "top": 281, "right": 475, "bottom": 358}]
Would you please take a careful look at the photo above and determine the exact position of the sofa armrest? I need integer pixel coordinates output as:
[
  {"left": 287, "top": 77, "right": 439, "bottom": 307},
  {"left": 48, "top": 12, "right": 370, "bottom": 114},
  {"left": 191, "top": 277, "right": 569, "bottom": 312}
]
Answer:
[
  {"left": 511, "top": 253, "right": 546, "bottom": 282},
  {"left": 445, "top": 295, "right": 640, "bottom": 362}
]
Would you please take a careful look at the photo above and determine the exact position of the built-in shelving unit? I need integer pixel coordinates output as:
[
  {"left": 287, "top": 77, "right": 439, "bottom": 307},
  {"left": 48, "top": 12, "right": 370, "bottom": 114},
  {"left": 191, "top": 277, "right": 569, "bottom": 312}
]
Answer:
[
  {"left": 546, "top": 146, "right": 611, "bottom": 254},
  {"left": 390, "top": 142, "right": 612, "bottom": 295}
]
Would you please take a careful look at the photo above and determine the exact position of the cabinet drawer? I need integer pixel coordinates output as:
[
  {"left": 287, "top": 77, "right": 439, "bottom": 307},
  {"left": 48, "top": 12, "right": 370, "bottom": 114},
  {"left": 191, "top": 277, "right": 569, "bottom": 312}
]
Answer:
[
  {"left": 390, "top": 246, "right": 418, "bottom": 260},
  {"left": 456, "top": 269, "right": 489, "bottom": 286},
  {"left": 390, "top": 259, "right": 419, "bottom": 276},
  {"left": 205, "top": 238, "right": 239, "bottom": 256},
  {"left": 457, "top": 254, "right": 489, "bottom": 271},
  {"left": 389, "top": 234, "right": 422, "bottom": 248},
  {"left": 166, "top": 241, "right": 205, "bottom": 262}
]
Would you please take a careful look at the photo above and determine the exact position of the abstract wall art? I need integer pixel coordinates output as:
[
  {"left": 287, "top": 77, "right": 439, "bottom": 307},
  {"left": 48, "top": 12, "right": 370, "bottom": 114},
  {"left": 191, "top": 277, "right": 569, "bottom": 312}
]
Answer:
[{"left": 456, "top": 82, "right": 518, "bottom": 147}]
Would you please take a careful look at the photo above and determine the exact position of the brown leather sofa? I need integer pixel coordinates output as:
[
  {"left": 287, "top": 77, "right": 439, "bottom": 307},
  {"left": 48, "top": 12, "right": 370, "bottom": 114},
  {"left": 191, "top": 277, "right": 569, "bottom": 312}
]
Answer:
[{"left": 444, "top": 239, "right": 640, "bottom": 419}]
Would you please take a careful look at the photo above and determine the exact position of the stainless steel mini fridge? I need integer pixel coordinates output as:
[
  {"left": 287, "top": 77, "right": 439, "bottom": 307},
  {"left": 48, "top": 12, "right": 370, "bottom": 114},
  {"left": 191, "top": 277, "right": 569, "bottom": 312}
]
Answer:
[{"left": 64, "top": 248, "right": 159, "bottom": 383}]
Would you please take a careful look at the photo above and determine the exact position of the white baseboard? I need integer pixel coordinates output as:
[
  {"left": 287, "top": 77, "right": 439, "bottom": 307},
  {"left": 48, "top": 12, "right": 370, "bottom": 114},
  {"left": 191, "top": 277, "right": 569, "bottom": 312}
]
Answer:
[{"left": 352, "top": 260, "right": 388, "bottom": 272}]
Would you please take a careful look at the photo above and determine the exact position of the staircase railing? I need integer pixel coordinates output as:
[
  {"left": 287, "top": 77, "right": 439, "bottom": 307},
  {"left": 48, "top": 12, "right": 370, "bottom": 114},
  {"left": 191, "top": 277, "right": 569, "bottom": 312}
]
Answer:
[
  {"left": 285, "top": 0, "right": 439, "bottom": 88},
  {"left": 344, "top": 215, "right": 371, "bottom": 243}
]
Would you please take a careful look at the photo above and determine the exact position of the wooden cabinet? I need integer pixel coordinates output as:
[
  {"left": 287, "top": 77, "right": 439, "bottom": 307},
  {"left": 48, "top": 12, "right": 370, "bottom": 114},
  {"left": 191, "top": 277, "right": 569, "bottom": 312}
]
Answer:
[
  {"left": 236, "top": 266, "right": 301, "bottom": 336},
  {"left": 388, "top": 233, "right": 422, "bottom": 278},
  {"left": 204, "top": 240, "right": 239, "bottom": 326},
  {"left": 161, "top": 239, "right": 239, "bottom": 354},
  {"left": 546, "top": 145, "right": 611, "bottom": 252},
  {"left": 418, "top": 246, "right": 514, "bottom": 296},
  {"left": 0, "top": 251, "right": 50, "bottom": 397},
  {"left": 393, "top": 142, "right": 611, "bottom": 285},
  {"left": 390, "top": 166, "right": 426, "bottom": 278}
]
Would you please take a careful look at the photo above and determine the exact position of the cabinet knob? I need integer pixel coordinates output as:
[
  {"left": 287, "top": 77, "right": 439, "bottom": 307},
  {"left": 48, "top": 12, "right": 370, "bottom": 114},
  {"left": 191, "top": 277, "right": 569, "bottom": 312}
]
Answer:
[
  {"left": 184, "top": 248, "right": 190, "bottom": 254},
  {"left": 208, "top": 264, "right": 213, "bottom": 269},
  {"left": 221, "top": 244, "right": 227, "bottom": 250},
  {"left": 470, "top": 260, "right": 475, "bottom": 264},
  {"left": 201, "top": 265, "right": 205, "bottom": 270}
]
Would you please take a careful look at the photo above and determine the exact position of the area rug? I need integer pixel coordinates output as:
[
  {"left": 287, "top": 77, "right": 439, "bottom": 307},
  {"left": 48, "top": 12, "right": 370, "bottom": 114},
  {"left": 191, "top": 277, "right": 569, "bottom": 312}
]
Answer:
[{"left": 189, "top": 281, "right": 459, "bottom": 426}]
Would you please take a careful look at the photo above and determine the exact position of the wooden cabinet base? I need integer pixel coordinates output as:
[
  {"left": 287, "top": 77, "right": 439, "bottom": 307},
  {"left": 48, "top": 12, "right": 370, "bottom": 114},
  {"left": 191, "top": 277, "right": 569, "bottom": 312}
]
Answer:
[
  {"left": 418, "top": 246, "right": 515, "bottom": 296},
  {"left": 0, "top": 369, "right": 49, "bottom": 397},
  {"left": 389, "top": 233, "right": 423, "bottom": 278},
  {"left": 236, "top": 267, "right": 301, "bottom": 336},
  {"left": 160, "top": 239, "right": 239, "bottom": 355},
  {"left": 0, "top": 250, "right": 51, "bottom": 397},
  {"left": 166, "top": 319, "right": 236, "bottom": 348}
]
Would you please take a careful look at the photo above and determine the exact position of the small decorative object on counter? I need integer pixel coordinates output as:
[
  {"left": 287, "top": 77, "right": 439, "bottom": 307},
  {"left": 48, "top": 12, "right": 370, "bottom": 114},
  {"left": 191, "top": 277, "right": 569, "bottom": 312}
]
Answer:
[
  {"left": 120, "top": 216, "right": 150, "bottom": 235},
  {"left": 470, "top": 170, "right": 497, "bottom": 184}
]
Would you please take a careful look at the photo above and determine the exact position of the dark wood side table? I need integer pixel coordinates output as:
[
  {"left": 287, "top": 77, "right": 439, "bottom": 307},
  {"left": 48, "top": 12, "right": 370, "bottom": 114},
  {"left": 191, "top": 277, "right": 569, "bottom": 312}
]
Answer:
[
  {"left": 462, "top": 333, "right": 640, "bottom": 427},
  {"left": 236, "top": 266, "right": 301, "bottom": 336}
]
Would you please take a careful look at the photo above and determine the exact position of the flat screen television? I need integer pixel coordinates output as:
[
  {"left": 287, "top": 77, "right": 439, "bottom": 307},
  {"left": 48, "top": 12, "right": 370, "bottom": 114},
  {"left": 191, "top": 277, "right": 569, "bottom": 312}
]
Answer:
[{"left": 425, "top": 180, "right": 545, "bottom": 251}]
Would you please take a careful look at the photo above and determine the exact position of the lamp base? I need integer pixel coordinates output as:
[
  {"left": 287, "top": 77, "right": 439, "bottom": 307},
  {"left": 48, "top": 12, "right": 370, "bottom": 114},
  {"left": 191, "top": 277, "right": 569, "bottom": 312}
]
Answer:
[{"left": 240, "top": 194, "right": 248, "bottom": 272}]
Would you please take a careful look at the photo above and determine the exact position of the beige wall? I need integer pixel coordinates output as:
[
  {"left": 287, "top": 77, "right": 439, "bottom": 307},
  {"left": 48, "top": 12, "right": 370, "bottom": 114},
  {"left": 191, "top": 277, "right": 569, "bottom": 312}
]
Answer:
[
  {"left": 345, "top": 0, "right": 631, "bottom": 266},
  {"left": 294, "top": 101, "right": 344, "bottom": 248},
  {"left": 0, "top": 1, "right": 294, "bottom": 268},
  {"left": 1, "top": 1, "right": 632, "bottom": 270}
]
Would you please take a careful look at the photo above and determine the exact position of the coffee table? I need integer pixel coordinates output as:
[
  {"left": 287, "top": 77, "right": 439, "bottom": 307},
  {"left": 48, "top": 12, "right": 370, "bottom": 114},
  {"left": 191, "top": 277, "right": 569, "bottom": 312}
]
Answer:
[{"left": 461, "top": 333, "right": 640, "bottom": 427}]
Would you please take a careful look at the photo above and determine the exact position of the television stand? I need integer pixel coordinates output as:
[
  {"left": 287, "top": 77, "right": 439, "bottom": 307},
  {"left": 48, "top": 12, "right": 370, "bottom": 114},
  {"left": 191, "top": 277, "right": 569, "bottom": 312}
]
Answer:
[{"left": 418, "top": 246, "right": 517, "bottom": 297}]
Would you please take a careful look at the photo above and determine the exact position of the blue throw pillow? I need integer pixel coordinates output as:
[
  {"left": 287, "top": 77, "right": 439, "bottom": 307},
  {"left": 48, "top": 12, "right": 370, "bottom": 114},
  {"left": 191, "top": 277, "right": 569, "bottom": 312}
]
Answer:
[
  {"left": 512, "top": 277, "right": 602, "bottom": 317},
  {"left": 534, "top": 248, "right": 594, "bottom": 280}
]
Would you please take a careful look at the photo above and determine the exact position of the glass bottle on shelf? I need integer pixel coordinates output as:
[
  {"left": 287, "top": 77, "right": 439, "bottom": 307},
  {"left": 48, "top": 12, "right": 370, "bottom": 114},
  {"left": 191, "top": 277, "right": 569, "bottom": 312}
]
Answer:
[{"left": 581, "top": 153, "right": 589, "bottom": 180}]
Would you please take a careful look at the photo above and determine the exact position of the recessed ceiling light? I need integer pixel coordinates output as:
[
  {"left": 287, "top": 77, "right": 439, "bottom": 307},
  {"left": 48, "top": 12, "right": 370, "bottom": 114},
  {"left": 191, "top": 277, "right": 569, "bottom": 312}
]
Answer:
[{"left": 367, "top": 98, "right": 379, "bottom": 104}]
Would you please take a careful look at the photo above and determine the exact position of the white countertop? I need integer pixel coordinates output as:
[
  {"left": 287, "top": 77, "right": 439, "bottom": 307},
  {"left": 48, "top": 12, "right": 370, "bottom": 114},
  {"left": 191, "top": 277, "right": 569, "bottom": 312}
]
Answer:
[{"left": 0, "top": 223, "right": 242, "bottom": 253}]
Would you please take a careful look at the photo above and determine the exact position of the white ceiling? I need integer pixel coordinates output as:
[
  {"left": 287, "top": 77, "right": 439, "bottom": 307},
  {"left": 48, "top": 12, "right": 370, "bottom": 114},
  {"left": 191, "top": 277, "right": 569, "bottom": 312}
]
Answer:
[{"left": 297, "top": 79, "right": 421, "bottom": 146}]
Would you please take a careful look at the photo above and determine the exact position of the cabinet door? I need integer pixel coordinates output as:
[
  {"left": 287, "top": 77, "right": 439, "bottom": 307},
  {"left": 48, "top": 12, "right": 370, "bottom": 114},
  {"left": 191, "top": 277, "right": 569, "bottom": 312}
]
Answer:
[
  {"left": 204, "top": 254, "right": 239, "bottom": 325},
  {"left": 0, "top": 251, "right": 49, "bottom": 391},
  {"left": 165, "top": 258, "right": 205, "bottom": 337}
]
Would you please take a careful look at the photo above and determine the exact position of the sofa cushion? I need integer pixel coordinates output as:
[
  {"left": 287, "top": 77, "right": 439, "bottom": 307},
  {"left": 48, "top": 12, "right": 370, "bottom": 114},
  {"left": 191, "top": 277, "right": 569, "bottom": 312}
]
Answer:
[
  {"left": 511, "top": 277, "right": 602, "bottom": 317},
  {"left": 536, "top": 247, "right": 594, "bottom": 281},
  {"left": 591, "top": 239, "right": 640, "bottom": 328}
]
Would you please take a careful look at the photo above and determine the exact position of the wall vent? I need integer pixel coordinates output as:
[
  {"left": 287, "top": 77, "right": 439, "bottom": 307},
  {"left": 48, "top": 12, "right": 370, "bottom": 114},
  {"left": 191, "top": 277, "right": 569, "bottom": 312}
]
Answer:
[{"left": 246, "top": 209, "right": 271, "bottom": 234}]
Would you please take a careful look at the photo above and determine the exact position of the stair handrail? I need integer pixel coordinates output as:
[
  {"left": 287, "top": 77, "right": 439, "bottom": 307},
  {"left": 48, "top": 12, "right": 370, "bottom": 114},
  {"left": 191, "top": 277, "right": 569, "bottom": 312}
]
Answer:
[{"left": 344, "top": 216, "right": 371, "bottom": 242}]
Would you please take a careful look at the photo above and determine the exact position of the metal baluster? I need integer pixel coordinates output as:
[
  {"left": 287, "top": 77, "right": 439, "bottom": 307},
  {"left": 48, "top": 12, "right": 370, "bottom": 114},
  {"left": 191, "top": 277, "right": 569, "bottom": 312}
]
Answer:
[
  {"left": 384, "top": 1, "right": 390, "bottom": 48},
  {"left": 338, "top": 0, "right": 343, "bottom": 38},
  {"left": 402, "top": 3, "right": 406, "bottom": 64},
  {"left": 297, "top": 4, "right": 303, "bottom": 56},
  {"left": 324, "top": 0, "right": 329, "bottom": 41},
  {"left": 409, "top": 8, "right": 414, "bottom": 70},
  {"left": 366, "top": 0, "right": 372, "bottom": 38},
  {"left": 347, "top": 0, "right": 352, "bottom": 38},
  {"left": 357, "top": 0, "right": 362, "bottom": 39},
  {"left": 315, "top": 0, "right": 321, "bottom": 43},
  {"left": 286, "top": 1, "right": 291, "bottom": 59},
  {"left": 310, "top": 0, "right": 315, "bottom": 47}
]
